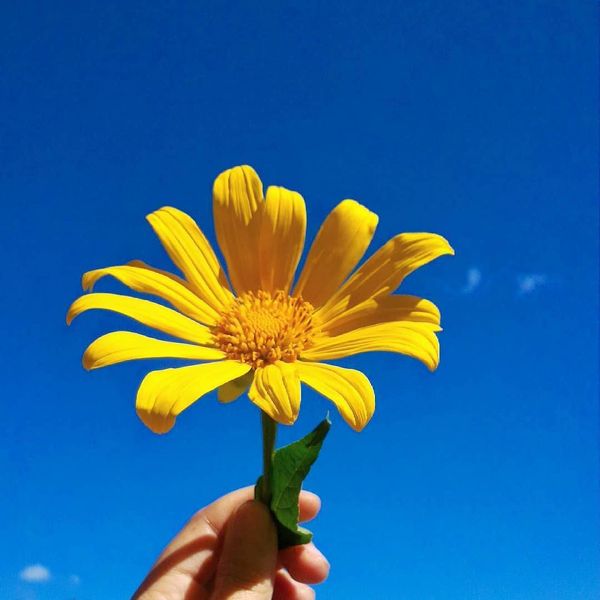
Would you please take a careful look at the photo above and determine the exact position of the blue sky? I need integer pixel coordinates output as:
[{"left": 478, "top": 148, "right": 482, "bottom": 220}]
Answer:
[{"left": 1, "top": 1, "right": 598, "bottom": 598}]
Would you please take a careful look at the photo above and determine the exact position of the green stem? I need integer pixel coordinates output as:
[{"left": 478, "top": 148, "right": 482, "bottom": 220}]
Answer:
[{"left": 260, "top": 411, "right": 277, "bottom": 504}]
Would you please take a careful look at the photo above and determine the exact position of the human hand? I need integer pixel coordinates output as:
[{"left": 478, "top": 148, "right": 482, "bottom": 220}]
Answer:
[{"left": 133, "top": 486, "right": 329, "bottom": 599}]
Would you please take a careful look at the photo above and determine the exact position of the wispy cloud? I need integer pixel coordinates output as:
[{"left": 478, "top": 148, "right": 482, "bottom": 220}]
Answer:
[
  {"left": 68, "top": 574, "right": 81, "bottom": 585},
  {"left": 19, "top": 564, "right": 51, "bottom": 583},
  {"left": 517, "top": 273, "right": 547, "bottom": 295},
  {"left": 461, "top": 267, "right": 482, "bottom": 294}
]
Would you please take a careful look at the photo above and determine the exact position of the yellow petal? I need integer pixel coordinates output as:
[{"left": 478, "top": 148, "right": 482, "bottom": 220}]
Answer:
[
  {"left": 146, "top": 206, "right": 233, "bottom": 312},
  {"left": 82, "top": 264, "right": 219, "bottom": 325},
  {"left": 248, "top": 362, "right": 300, "bottom": 425},
  {"left": 218, "top": 371, "right": 255, "bottom": 404},
  {"left": 302, "top": 322, "right": 440, "bottom": 371},
  {"left": 318, "top": 233, "right": 454, "bottom": 323},
  {"left": 67, "top": 293, "right": 214, "bottom": 346},
  {"left": 320, "top": 294, "right": 441, "bottom": 337},
  {"left": 293, "top": 200, "right": 378, "bottom": 307},
  {"left": 296, "top": 362, "right": 375, "bottom": 432},
  {"left": 83, "top": 331, "right": 225, "bottom": 370},
  {"left": 127, "top": 259, "right": 191, "bottom": 286},
  {"left": 259, "top": 186, "right": 306, "bottom": 294},
  {"left": 213, "top": 165, "right": 264, "bottom": 294},
  {"left": 136, "top": 360, "right": 251, "bottom": 434}
]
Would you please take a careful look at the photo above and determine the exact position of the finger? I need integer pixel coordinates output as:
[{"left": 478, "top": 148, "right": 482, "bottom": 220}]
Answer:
[
  {"left": 133, "top": 488, "right": 262, "bottom": 599},
  {"left": 279, "top": 542, "right": 330, "bottom": 584},
  {"left": 298, "top": 491, "right": 321, "bottom": 523},
  {"left": 212, "top": 500, "right": 278, "bottom": 599},
  {"left": 274, "top": 569, "right": 316, "bottom": 600}
]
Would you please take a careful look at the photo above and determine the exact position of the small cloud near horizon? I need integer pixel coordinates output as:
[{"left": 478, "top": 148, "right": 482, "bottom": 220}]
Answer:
[
  {"left": 19, "top": 564, "right": 51, "bottom": 583},
  {"left": 517, "top": 273, "right": 547, "bottom": 295},
  {"left": 461, "top": 267, "right": 482, "bottom": 294}
]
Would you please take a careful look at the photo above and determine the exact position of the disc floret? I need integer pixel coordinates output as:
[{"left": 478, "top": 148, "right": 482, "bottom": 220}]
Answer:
[{"left": 213, "top": 290, "right": 317, "bottom": 369}]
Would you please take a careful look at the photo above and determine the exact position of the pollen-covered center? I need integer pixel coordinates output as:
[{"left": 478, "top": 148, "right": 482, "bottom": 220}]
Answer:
[{"left": 213, "top": 290, "right": 317, "bottom": 369}]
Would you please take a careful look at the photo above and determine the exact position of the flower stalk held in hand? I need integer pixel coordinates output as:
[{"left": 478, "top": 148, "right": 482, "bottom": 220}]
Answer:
[{"left": 67, "top": 165, "right": 453, "bottom": 545}]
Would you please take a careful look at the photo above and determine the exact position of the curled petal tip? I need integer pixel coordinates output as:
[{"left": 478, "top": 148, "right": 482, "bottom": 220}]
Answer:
[
  {"left": 145, "top": 206, "right": 169, "bottom": 223},
  {"left": 440, "top": 236, "right": 455, "bottom": 256},
  {"left": 136, "top": 407, "right": 176, "bottom": 435},
  {"left": 433, "top": 235, "right": 454, "bottom": 256},
  {"left": 81, "top": 354, "right": 93, "bottom": 371},
  {"left": 351, "top": 422, "right": 367, "bottom": 433},
  {"left": 282, "top": 412, "right": 299, "bottom": 426},
  {"left": 81, "top": 273, "right": 93, "bottom": 292}
]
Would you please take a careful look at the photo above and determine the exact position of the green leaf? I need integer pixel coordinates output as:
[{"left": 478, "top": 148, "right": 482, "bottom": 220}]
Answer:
[{"left": 258, "top": 417, "right": 331, "bottom": 548}]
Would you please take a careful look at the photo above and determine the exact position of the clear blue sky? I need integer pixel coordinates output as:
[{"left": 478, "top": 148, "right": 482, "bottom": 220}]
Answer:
[{"left": 1, "top": 2, "right": 598, "bottom": 598}]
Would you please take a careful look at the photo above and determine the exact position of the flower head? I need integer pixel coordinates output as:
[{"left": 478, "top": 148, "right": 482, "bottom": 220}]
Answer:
[{"left": 67, "top": 166, "right": 453, "bottom": 433}]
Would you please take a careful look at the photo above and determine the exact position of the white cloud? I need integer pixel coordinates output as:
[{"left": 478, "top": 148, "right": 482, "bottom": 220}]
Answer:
[
  {"left": 517, "top": 273, "right": 547, "bottom": 295},
  {"left": 19, "top": 564, "right": 51, "bottom": 583},
  {"left": 461, "top": 267, "right": 482, "bottom": 294}
]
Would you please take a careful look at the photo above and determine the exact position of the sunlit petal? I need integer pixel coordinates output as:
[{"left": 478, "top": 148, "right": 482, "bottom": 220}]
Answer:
[
  {"left": 82, "top": 264, "right": 219, "bottom": 324},
  {"left": 320, "top": 294, "right": 440, "bottom": 336},
  {"left": 213, "top": 165, "right": 264, "bottom": 294},
  {"left": 318, "top": 233, "right": 453, "bottom": 323},
  {"left": 127, "top": 259, "right": 191, "bottom": 286},
  {"left": 248, "top": 362, "right": 301, "bottom": 425},
  {"left": 296, "top": 362, "right": 375, "bottom": 431},
  {"left": 259, "top": 186, "right": 306, "bottom": 294},
  {"left": 303, "top": 322, "right": 440, "bottom": 371},
  {"left": 218, "top": 371, "right": 255, "bottom": 404},
  {"left": 136, "top": 361, "right": 251, "bottom": 433},
  {"left": 83, "top": 331, "right": 225, "bottom": 370},
  {"left": 294, "top": 199, "right": 378, "bottom": 307},
  {"left": 147, "top": 206, "right": 233, "bottom": 311},
  {"left": 67, "top": 293, "right": 214, "bottom": 345}
]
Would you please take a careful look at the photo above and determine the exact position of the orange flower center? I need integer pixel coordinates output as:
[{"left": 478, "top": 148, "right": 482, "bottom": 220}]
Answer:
[{"left": 213, "top": 290, "right": 317, "bottom": 369}]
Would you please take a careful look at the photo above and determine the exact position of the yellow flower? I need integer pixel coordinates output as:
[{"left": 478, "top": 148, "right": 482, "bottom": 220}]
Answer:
[{"left": 67, "top": 166, "right": 453, "bottom": 434}]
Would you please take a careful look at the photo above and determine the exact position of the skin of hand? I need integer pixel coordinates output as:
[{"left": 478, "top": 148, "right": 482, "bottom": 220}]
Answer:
[{"left": 133, "top": 486, "right": 330, "bottom": 600}]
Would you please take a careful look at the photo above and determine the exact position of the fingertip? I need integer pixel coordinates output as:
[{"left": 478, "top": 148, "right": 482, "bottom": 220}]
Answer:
[
  {"left": 274, "top": 569, "right": 316, "bottom": 600},
  {"left": 298, "top": 490, "right": 321, "bottom": 523},
  {"left": 299, "top": 490, "right": 321, "bottom": 508},
  {"left": 279, "top": 542, "right": 330, "bottom": 584}
]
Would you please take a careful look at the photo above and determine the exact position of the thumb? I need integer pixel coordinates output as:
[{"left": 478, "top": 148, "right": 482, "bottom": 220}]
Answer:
[{"left": 212, "top": 500, "right": 278, "bottom": 599}]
